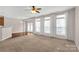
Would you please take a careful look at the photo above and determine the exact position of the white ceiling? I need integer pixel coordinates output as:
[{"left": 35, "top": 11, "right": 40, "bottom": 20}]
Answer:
[{"left": 0, "top": 6, "right": 74, "bottom": 19}]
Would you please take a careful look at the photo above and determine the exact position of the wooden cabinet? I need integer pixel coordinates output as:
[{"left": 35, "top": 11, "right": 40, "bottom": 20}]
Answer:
[
  {"left": 0, "top": 27, "right": 12, "bottom": 41},
  {"left": 0, "top": 16, "right": 4, "bottom": 26}
]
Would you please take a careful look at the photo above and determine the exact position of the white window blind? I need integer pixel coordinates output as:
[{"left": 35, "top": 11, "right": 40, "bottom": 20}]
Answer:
[
  {"left": 56, "top": 14, "right": 66, "bottom": 35},
  {"left": 35, "top": 19, "right": 40, "bottom": 32},
  {"left": 27, "top": 23, "right": 33, "bottom": 32},
  {"left": 44, "top": 17, "right": 50, "bottom": 33}
]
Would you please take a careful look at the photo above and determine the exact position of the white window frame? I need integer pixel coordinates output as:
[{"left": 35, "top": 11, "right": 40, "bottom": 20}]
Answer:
[
  {"left": 44, "top": 17, "right": 50, "bottom": 33},
  {"left": 56, "top": 14, "right": 66, "bottom": 36},
  {"left": 35, "top": 19, "right": 41, "bottom": 32},
  {"left": 27, "top": 23, "right": 33, "bottom": 32}
]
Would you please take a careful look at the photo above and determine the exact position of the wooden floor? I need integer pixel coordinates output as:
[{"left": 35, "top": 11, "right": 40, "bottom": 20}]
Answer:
[{"left": 0, "top": 34, "right": 78, "bottom": 52}]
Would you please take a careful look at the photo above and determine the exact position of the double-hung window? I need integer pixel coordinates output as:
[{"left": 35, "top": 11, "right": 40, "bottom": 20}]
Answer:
[
  {"left": 56, "top": 14, "right": 66, "bottom": 36},
  {"left": 35, "top": 19, "right": 40, "bottom": 32},
  {"left": 44, "top": 17, "right": 50, "bottom": 33},
  {"left": 27, "top": 23, "right": 33, "bottom": 32}
]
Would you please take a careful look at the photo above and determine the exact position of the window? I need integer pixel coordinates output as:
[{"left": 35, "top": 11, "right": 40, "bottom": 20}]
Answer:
[
  {"left": 56, "top": 14, "right": 66, "bottom": 35},
  {"left": 44, "top": 17, "right": 50, "bottom": 33},
  {"left": 35, "top": 19, "right": 40, "bottom": 32},
  {"left": 27, "top": 23, "right": 33, "bottom": 32}
]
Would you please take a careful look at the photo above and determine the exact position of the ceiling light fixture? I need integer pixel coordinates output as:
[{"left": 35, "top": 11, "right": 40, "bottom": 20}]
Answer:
[
  {"left": 31, "top": 6, "right": 41, "bottom": 14},
  {"left": 31, "top": 10, "right": 36, "bottom": 14}
]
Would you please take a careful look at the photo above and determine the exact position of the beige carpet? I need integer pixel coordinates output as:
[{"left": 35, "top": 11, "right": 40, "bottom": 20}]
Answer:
[{"left": 0, "top": 34, "right": 78, "bottom": 52}]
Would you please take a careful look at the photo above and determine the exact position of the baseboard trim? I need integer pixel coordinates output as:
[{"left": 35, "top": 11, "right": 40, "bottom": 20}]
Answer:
[
  {"left": 12, "top": 32, "right": 27, "bottom": 38},
  {"left": 33, "top": 33, "right": 75, "bottom": 42}
]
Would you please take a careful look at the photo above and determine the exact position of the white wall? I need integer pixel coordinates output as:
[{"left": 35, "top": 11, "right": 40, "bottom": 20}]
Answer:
[
  {"left": 75, "top": 7, "right": 79, "bottom": 50},
  {"left": 4, "top": 17, "right": 24, "bottom": 33},
  {"left": 24, "top": 8, "right": 75, "bottom": 40},
  {"left": 67, "top": 8, "right": 75, "bottom": 41}
]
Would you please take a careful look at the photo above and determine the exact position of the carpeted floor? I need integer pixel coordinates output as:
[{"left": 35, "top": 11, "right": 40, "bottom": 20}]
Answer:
[{"left": 0, "top": 34, "right": 78, "bottom": 52}]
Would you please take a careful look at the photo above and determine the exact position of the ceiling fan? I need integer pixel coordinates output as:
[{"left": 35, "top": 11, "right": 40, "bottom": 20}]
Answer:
[
  {"left": 25, "top": 6, "right": 42, "bottom": 14},
  {"left": 31, "top": 6, "right": 41, "bottom": 13}
]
